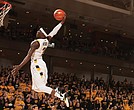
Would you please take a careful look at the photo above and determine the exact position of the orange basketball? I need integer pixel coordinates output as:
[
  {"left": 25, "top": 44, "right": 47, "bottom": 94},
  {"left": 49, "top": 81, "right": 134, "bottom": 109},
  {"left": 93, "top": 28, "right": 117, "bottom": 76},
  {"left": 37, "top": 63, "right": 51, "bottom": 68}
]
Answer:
[{"left": 54, "top": 9, "right": 66, "bottom": 21}]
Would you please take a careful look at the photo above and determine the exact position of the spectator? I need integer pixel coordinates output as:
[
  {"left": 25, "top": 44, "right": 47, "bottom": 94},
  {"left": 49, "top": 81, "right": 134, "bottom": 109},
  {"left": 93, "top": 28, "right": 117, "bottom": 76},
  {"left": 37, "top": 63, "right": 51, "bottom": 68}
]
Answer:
[{"left": 30, "top": 104, "right": 38, "bottom": 110}]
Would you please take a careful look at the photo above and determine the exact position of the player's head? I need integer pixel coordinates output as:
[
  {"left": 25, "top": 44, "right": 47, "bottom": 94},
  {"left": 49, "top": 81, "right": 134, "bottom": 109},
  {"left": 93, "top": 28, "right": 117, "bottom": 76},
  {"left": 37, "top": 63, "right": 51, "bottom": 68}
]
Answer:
[
  {"left": 36, "top": 30, "right": 47, "bottom": 39},
  {"left": 36, "top": 28, "right": 47, "bottom": 39},
  {"left": 36, "top": 30, "right": 46, "bottom": 39}
]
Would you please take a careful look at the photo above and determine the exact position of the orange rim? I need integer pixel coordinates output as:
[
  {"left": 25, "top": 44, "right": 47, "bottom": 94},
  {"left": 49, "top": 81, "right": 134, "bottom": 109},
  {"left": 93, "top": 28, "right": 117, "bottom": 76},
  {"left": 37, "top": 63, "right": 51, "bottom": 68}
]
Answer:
[{"left": 0, "top": 1, "right": 12, "bottom": 10}]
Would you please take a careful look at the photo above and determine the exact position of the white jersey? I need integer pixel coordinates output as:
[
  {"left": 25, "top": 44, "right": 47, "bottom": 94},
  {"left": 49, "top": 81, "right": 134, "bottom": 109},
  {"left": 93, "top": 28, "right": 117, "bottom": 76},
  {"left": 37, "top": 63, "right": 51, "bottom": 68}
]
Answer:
[
  {"left": 31, "top": 38, "right": 49, "bottom": 61},
  {"left": 30, "top": 38, "right": 51, "bottom": 93}
]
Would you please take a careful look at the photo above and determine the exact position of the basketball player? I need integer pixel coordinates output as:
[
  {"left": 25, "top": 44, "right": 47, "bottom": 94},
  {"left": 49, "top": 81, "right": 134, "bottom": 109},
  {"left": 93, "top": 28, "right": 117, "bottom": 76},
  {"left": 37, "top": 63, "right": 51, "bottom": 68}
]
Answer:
[{"left": 11, "top": 15, "right": 69, "bottom": 107}]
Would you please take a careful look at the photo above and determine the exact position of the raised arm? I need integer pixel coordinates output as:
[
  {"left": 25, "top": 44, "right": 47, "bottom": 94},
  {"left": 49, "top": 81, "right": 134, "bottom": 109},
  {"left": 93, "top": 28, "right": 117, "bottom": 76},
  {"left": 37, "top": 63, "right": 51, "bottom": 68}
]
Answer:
[
  {"left": 11, "top": 41, "right": 39, "bottom": 76},
  {"left": 47, "top": 15, "right": 66, "bottom": 41}
]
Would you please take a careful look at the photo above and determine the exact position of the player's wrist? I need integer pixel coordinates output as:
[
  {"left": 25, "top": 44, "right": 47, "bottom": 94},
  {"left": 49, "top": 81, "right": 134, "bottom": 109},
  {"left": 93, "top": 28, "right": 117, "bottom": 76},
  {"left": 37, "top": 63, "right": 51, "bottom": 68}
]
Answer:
[
  {"left": 61, "top": 15, "right": 66, "bottom": 24},
  {"left": 17, "top": 65, "right": 21, "bottom": 70}
]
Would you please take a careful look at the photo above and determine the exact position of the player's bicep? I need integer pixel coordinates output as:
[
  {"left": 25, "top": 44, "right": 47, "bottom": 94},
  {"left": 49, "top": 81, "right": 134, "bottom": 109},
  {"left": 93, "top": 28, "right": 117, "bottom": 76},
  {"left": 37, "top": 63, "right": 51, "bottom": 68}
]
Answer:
[{"left": 27, "top": 41, "right": 39, "bottom": 56}]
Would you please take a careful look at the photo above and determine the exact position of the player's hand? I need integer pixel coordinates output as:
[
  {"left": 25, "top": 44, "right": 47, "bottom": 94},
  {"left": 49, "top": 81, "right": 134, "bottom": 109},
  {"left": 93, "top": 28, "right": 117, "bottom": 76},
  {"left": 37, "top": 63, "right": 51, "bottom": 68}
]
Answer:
[
  {"left": 11, "top": 65, "right": 20, "bottom": 76},
  {"left": 61, "top": 15, "right": 66, "bottom": 24}
]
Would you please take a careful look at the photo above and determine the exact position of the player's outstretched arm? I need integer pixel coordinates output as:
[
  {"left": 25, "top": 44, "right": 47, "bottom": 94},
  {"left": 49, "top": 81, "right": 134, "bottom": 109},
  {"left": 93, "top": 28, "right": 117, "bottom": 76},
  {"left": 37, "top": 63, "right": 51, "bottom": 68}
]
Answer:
[
  {"left": 11, "top": 41, "right": 39, "bottom": 76},
  {"left": 47, "top": 15, "right": 66, "bottom": 41}
]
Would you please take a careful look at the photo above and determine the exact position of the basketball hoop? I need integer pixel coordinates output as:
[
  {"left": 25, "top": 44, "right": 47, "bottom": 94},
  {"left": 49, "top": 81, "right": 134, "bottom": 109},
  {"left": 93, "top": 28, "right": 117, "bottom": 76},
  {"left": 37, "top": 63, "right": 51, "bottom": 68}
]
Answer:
[{"left": 0, "top": 1, "right": 12, "bottom": 27}]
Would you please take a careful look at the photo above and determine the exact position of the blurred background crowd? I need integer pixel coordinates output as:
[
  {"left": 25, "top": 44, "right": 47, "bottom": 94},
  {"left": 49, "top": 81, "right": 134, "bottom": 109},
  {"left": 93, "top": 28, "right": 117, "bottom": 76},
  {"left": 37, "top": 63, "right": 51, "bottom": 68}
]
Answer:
[
  {"left": 0, "top": 25, "right": 133, "bottom": 61},
  {"left": 0, "top": 65, "right": 133, "bottom": 110}
]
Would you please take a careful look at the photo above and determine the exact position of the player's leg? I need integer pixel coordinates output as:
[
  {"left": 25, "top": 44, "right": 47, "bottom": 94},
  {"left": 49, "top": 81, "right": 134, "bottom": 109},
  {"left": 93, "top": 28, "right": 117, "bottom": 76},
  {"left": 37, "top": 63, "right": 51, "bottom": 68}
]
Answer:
[
  {"left": 37, "top": 60, "right": 69, "bottom": 107},
  {"left": 30, "top": 59, "right": 64, "bottom": 100}
]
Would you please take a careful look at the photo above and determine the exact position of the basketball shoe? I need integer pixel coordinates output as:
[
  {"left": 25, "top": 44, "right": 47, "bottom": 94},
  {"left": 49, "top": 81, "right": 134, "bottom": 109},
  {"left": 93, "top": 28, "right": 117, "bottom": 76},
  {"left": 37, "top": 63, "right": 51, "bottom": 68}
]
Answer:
[{"left": 55, "top": 87, "right": 69, "bottom": 107}]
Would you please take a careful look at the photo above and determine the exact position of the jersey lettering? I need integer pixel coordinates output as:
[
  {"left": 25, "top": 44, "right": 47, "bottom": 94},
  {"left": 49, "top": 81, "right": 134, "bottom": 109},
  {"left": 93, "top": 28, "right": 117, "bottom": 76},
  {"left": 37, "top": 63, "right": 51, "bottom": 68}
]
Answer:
[{"left": 43, "top": 41, "right": 48, "bottom": 46}]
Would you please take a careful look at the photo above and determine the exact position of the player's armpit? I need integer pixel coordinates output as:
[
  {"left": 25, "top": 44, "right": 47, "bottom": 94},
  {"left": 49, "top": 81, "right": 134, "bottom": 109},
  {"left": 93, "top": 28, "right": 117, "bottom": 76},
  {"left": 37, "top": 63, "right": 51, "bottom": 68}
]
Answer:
[{"left": 47, "top": 36, "right": 52, "bottom": 41}]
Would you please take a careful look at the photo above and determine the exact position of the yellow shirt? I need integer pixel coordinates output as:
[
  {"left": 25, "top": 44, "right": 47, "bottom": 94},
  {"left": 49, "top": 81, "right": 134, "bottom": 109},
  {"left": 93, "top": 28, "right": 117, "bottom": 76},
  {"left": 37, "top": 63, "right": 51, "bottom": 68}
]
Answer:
[
  {"left": 7, "top": 92, "right": 14, "bottom": 99},
  {"left": 15, "top": 91, "right": 23, "bottom": 96},
  {"left": 95, "top": 97, "right": 103, "bottom": 102},
  {"left": 92, "top": 90, "right": 97, "bottom": 97},
  {"left": 0, "top": 90, "right": 3, "bottom": 96},
  {"left": 19, "top": 83, "right": 26, "bottom": 92},
  {"left": 14, "top": 99, "right": 25, "bottom": 110},
  {"left": 124, "top": 104, "right": 131, "bottom": 110},
  {"left": 84, "top": 91, "right": 90, "bottom": 99},
  {"left": 7, "top": 85, "right": 15, "bottom": 92},
  {"left": 0, "top": 85, "right": 7, "bottom": 90}
]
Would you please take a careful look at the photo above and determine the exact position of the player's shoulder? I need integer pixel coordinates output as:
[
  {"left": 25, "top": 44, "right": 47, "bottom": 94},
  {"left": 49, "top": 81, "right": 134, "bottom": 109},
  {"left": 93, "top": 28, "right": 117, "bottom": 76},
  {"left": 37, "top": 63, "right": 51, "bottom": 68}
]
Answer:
[
  {"left": 31, "top": 39, "right": 38, "bottom": 45},
  {"left": 36, "top": 38, "right": 48, "bottom": 41},
  {"left": 31, "top": 38, "right": 48, "bottom": 45},
  {"left": 30, "top": 39, "right": 40, "bottom": 47}
]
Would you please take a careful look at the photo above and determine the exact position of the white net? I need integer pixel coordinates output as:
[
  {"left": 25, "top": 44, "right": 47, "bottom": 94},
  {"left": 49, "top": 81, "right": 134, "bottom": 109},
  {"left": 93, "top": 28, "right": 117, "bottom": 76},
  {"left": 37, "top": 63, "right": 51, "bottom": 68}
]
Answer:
[{"left": 0, "top": 1, "right": 11, "bottom": 27}]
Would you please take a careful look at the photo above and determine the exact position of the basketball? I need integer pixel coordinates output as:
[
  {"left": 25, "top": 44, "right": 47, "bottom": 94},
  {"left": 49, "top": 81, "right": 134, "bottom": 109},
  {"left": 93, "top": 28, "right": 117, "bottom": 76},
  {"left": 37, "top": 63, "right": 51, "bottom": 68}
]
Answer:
[{"left": 54, "top": 9, "right": 66, "bottom": 21}]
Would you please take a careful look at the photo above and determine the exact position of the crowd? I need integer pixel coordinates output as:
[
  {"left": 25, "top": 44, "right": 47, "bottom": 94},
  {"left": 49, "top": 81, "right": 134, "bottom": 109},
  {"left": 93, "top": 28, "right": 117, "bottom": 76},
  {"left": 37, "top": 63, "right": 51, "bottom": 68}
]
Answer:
[
  {"left": 55, "top": 36, "right": 134, "bottom": 61},
  {"left": 0, "top": 26, "right": 133, "bottom": 61},
  {"left": 0, "top": 65, "right": 133, "bottom": 110}
]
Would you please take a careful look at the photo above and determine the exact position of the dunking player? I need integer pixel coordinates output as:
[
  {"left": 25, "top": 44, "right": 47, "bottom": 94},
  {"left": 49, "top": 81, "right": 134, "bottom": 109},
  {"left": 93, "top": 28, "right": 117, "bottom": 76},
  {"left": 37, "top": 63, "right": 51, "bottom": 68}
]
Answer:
[{"left": 11, "top": 16, "right": 69, "bottom": 107}]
